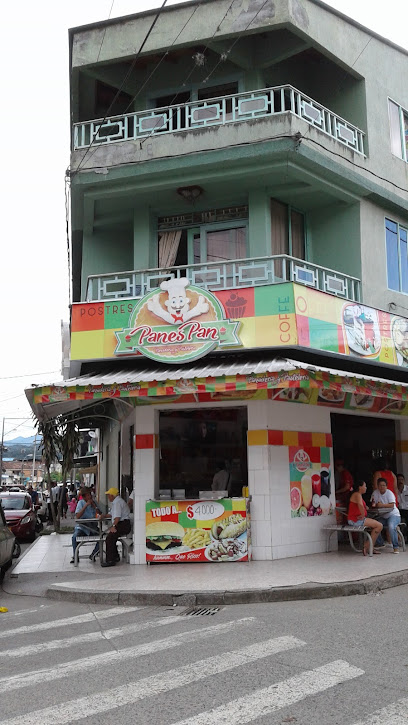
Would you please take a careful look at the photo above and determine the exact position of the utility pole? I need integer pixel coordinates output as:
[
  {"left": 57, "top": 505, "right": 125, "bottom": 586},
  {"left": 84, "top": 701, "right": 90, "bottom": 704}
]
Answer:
[
  {"left": 32, "top": 435, "right": 37, "bottom": 485},
  {"left": 0, "top": 418, "right": 4, "bottom": 488}
]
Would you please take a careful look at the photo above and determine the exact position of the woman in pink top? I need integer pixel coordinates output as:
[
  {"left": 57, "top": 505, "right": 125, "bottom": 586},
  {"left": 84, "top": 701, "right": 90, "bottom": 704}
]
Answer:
[{"left": 348, "top": 480, "right": 383, "bottom": 556}]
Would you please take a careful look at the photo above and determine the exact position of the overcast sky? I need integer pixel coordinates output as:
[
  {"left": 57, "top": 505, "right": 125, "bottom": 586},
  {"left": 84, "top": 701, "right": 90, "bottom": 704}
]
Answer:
[{"left": 0, "top": 0, "right": 407, "bottom": 441}]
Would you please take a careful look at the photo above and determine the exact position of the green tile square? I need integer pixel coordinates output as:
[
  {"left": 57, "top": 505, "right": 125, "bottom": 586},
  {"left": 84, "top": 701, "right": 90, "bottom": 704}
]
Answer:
[
  {"left": 104, "top": 301, "right": 136, "bottom": 330},
  {"left": 308, "top": 317, "right": 340, "bottom": 353},
  {"left": 254, "top": 283, "right": 294, "bottom": 317}
]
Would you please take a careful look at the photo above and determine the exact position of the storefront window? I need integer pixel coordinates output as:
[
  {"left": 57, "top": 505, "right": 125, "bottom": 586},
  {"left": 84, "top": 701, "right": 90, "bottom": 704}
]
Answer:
[{"left": 159, "top": 407, "right": 248, "bottom": 498}]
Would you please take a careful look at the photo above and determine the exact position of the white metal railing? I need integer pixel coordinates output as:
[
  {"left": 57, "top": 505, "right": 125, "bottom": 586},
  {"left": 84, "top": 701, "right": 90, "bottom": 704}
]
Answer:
[
  {"left": 74, "top": 85, "right": 365, "bottom": 156},
  {"left": 85, "top": 255, "right": 361, "bottom": 303}
]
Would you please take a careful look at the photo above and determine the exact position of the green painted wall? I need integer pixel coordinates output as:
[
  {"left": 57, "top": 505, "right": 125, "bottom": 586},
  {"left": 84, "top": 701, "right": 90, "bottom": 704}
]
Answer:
[
  {"left": 81, "top": 229, "right": 133, "bottom": 298},
  {"left": 308, "top": 203, "right": 361, "bottom": 279}
]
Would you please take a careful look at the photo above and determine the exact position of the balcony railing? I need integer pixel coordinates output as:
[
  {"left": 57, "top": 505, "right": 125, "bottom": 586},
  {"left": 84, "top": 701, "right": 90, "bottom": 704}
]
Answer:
[
  {"left": 74, "top": 85, "right": 365, "bottom": 156},
  {"left": 85, "top": 255, "right": 361, "bottom": 303}
]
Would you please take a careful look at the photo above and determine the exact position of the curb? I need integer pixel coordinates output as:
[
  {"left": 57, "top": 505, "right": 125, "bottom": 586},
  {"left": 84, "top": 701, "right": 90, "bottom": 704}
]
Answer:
[{"left": 46, "top": 568, "right": 408, "bottom": 605}]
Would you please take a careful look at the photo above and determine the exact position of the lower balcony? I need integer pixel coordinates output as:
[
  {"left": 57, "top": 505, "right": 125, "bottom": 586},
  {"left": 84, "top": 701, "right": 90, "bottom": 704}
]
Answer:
[{"left": 85, "top": 255, "right": 361, "bottom": 303}]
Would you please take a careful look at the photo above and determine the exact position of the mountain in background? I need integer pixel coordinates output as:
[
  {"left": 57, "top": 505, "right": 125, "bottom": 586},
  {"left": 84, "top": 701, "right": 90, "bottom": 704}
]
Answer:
[
  {"left": 2, "top": 436, "right": 42, "bottom": 460},
  {"left": 4, "top": 436, "right": 37, "bottom": 446}
]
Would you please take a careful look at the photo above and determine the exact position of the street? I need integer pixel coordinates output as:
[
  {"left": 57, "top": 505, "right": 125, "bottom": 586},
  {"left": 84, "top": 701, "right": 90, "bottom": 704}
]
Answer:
[{"left": 0, "top": 581, "right": 407, "bottom": 724}]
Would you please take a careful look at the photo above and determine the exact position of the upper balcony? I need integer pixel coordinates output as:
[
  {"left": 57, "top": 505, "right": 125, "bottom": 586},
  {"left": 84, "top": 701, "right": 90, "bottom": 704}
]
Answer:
[
  {"left": 73, "top": 84, "right": 365, "bottom": 158},
  {"left": 85, "top": 254, "right": 361, "bottom": 304}
]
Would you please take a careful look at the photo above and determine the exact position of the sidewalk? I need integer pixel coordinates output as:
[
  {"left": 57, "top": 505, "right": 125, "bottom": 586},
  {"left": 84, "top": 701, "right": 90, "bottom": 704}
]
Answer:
[{"left": 8, "top": 533, "right": 408, "bottom": 605}]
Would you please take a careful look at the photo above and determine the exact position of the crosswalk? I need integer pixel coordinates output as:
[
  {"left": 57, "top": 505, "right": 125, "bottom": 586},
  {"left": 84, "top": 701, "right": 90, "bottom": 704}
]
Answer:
[{"left": 0, "top": 603, "right": 407, "bottom": 725}]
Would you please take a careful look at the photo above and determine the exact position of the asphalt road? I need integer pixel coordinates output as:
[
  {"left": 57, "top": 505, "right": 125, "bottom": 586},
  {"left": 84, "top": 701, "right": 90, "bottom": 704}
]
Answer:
[{"left": 0, "top": 582, "right": 407, "bottom": 725}]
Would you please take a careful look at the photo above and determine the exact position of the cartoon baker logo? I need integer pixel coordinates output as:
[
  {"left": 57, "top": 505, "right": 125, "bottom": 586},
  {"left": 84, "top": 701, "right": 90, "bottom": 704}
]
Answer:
[{"left": 115, "top": 278, "right": 241, "bottom": 363}]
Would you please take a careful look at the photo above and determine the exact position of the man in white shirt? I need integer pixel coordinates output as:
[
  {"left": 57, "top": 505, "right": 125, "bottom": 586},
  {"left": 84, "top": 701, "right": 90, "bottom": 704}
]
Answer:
[
  {"left": 101, "top": 487, "right": 131, "bottom": 567},
  {"left": 371, "top": 478, "right": 401, "bottom": 553}
]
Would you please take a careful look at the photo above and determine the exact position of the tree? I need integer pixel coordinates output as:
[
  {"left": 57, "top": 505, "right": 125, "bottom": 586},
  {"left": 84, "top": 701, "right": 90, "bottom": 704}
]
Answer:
[
  {"left": 57, "top": 420, "right": 80, "bottom": 526},
  {"left": 35, "top": 418, "right": 61, "bottom": 532}
]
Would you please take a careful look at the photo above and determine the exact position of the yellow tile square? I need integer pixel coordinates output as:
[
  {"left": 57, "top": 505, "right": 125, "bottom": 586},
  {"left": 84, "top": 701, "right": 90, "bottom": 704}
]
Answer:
[
  {"left": 70, "top": 331, "right": 105, "bottom": 361},
  {"left": 247, "top": 430, "right": 268, "bottom": 446},
  {"left": 312, "top": 432, "right": 326, "bottom": 447},
  {"left": 283, "top": 431, "right": 299, "bottom": 446}
]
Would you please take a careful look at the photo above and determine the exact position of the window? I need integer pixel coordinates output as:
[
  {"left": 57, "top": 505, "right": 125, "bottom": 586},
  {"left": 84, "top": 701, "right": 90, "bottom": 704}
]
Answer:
[
  {"left": 388, "top": 99, "right": 408, "bottom": 162},
  {"left": 270, "top": 199, "right": 306, "bottom": 259},
  {"left": 386, "top": 218, "right": 408, "bottom": 293}
]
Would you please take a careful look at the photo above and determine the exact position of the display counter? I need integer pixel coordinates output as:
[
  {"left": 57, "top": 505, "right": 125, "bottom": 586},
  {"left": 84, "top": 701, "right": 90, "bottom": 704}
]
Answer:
[{"left": 145, "top": 497, "right": 251, "bottom": 563}]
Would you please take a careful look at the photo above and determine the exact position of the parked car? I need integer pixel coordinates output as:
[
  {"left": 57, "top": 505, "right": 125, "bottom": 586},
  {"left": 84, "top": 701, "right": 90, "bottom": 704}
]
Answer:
[
  {"left": 35, "top": 491, "right": 48, "bottom": 522},
  {"left": 0, "top": 501, "right": 17, "bottom": 581},
  {"left": 0, "top": 491, "right": 37, "bottom": 541}
]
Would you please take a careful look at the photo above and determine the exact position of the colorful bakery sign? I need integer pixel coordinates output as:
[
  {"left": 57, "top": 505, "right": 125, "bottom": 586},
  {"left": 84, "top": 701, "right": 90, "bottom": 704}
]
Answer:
[
  {"left": 70, "top": 282, "right": 408, "bottom": 368},
  {"left": 145, "top": 497, "right": 250, "bottom": 563},
  {"left": 114, "top": 280, "right": 240, "bottom": 363}
]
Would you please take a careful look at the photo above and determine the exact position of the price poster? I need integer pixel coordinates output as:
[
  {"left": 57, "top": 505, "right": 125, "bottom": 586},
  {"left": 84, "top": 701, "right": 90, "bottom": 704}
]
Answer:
[{"left": 145, "top": 498, "right": 251, "bottom": 563}]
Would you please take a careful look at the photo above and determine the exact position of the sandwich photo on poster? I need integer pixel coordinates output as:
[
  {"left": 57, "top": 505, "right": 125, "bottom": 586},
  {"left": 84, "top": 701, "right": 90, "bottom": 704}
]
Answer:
[{"left": 145, "top": 498, "right": 250, "bottom": 563}]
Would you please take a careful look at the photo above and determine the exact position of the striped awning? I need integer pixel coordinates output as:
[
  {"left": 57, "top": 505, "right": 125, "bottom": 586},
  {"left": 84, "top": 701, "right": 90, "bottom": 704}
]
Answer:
[{"left": 26, "top": 356, "right": 408, "bottom": 421}]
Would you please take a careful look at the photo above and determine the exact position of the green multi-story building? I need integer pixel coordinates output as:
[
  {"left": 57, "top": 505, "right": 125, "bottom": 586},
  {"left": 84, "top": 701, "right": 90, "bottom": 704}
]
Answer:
[{"left": 29, "top": 0, "right": 408, "bottom": 564}]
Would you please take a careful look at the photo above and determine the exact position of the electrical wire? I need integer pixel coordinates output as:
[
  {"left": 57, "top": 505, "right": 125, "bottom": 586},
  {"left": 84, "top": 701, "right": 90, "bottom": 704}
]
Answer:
[
  {"left": 65, "top": 172, "right": 72, "bottom": 307},
  {"left": 69, "top": 127, "right": 408, "bottom": 195},
  {"left": 0, "top": 393, "right": 27, "bottom": 405},
  {"left": 96, "top": 0, "right": 115, "bottom": 62},
  {"left": 0, "top": 371, "right": 59, "bottom": 381},
  {"left": 71, "top": 0, "right": 204, "bottom": 176},
  {"left": 72, "top": 0, "right": 170, "bottom": 177}
]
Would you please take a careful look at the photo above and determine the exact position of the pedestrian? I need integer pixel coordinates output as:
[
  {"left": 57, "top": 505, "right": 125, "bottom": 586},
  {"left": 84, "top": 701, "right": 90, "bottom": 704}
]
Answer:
[
  {"left": 51, "top": 482, "right": 60, "bottom": 518},
  {"left": 100, "top": 487, "right": 131, "bottom": 568}
]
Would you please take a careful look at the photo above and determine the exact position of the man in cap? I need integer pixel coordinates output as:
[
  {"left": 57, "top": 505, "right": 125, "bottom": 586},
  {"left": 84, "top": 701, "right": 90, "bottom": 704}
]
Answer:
[{"left": 101, "top": 487, "right": 131, "bottom": 567}]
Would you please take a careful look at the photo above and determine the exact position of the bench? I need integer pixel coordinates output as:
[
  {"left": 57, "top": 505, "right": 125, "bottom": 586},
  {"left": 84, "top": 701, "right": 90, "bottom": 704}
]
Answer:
[
  {"left": 324, "top": 524, "right": 374, "bottom": 556},
  {"left": 324, "top": 523, "right": 406, "bottom": 557},
  {"left": 118, "top": 535, "right": 133, "bottom": 563},
  {"left": 74, "top": 535, "right": 102, "bottom": 566}
]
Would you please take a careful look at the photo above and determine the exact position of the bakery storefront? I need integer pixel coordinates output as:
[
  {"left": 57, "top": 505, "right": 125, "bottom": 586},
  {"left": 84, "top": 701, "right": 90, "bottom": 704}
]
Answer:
[{"left": 27, "top": 281, "right": 408, "bottom": 564}]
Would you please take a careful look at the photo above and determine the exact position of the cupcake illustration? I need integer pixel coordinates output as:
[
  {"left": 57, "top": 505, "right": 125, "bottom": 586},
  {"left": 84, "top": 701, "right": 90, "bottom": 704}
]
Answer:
[{"left": 225, "top": 293, "right": 247, "bottom": 319}]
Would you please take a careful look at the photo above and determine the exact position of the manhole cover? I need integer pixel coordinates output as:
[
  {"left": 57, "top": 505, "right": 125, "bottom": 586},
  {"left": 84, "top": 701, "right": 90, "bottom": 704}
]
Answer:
[{"left": 182, "top": 607, "right": 220, "bottom": 616}]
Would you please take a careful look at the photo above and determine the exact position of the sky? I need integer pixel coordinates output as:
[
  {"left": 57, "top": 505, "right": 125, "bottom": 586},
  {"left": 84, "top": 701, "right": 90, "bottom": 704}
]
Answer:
[{"left": 0, "top": 0, "right": 407, "bottom": 442}]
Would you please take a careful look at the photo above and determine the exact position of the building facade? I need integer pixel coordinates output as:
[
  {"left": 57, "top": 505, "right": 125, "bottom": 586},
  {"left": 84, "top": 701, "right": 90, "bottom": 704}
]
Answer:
[{"left": 28, "top": 0, "right": 408, "bottom": 564}]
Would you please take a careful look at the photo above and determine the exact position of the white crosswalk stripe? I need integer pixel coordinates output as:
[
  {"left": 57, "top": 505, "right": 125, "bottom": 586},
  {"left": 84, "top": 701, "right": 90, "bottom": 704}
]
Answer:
[
  {"left": 0, "top": 604, "right": 53, "bottom": 617},
  {"left": 2, "top": 614, "right": 198, "bottom": 658},
  {"left": 1, "top": 636, "right": 306, "bottom": 725},
  {"left": 0, "top": 616, "right": 255, "bottom": 693},
  {"left": 351, "top": 698, "right": 408, "bottom": 724},
  {"left": 0, "top": 605, "right": 141, "bottom": 638},
  {"left": 169, "top": 660, "right": 364, "bottom": 725}
]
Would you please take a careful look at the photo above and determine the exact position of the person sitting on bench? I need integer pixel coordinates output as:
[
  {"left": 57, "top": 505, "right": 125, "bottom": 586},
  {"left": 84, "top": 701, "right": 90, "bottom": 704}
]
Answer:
[
  {"left": 70, "top": 487, "right": 101, "bottom": 564},
  {"left": 100, "top": 487, "right": 131, "bottom": 568},
  {"left": 347, "top": 480, "right": 383, "bottom": 556}
]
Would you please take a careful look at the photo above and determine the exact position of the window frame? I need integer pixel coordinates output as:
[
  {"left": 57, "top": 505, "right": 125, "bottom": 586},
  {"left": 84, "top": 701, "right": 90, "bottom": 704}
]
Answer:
[
  {"left": 388, "top": 97, "right": 408, "bottom": 163},
  {"left": 188, "top": 219, "right": 249, "bottom": 265},
  {"left": 270, "top": 198, "right": 308, "bottom": 260},
  {"left": 385, "top": 216, "right": 408, "bottom": 294}
]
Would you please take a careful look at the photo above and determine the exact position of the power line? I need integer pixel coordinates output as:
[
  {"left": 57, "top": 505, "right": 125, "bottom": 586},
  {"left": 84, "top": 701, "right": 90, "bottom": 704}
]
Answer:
[
  {"left": 96, "top": 0, "right": 115, "bottom": 63},
  {"left": 71, "top": 0, "right": 204, "bottom": 176},
  {"left": 0, "top": 371, "right": 60, "bottom": 381},
  {"left": 72, "top": 0, "right": 170, "bottom": 177}
]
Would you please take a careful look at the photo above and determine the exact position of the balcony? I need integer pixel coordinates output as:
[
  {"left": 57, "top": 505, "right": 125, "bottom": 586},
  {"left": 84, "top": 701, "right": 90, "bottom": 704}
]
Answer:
[
  {"left": 74, "top": 85, "right": 365, "bottom": 157},
  {"left": 85, "top": 255, "right": 361, "bottom": 303}
]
